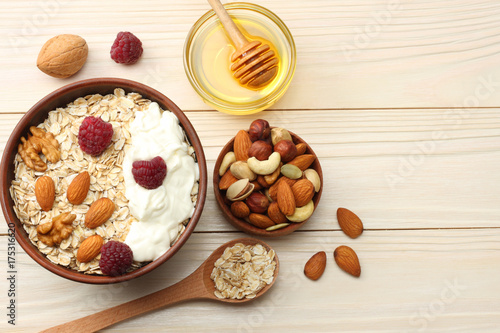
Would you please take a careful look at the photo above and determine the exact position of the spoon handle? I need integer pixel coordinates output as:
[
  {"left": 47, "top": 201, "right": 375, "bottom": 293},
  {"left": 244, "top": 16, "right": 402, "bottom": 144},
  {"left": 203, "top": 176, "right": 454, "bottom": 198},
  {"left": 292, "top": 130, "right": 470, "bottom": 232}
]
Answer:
[
  {"left": 40, "top": 268, "right": 207, "bottom": 333},
  {"left": 207, "top": 0, "right": 248, "bottom": 49}
]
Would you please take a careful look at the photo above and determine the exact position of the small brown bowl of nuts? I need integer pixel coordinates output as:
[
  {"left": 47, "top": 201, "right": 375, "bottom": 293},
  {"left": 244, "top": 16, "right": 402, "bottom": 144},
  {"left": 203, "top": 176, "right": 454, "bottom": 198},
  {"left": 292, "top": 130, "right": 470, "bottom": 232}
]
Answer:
[
  {"left": 213, "top": 119, "right": 323, "bottom": 237},
  {"left": 0, "top": 78, "right": 207, "bottom": 284}
]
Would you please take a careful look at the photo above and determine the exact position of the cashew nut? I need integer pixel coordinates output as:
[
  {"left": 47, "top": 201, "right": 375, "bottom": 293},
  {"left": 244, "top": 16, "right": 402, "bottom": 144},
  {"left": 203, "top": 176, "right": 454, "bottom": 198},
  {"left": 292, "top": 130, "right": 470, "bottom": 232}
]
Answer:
[
  {"left": 219, "top": 151, "right": 236, "bottom": 176},
  {"left": 247, "top": 152, "right": 281, "bottom": 175},
  {"left": 286, "top": 200, "right": 314, "bottom": 222}
]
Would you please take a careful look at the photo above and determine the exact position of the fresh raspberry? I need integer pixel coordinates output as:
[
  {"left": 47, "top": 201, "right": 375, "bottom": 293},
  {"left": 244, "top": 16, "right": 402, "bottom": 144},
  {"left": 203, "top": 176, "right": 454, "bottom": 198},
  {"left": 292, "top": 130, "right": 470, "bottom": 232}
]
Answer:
[
  {"left": 78, "top": 116, "right": 113, "bottom": 156},
  {"left": 99, "top": 241, "right": 133, "bottom": 276},
  {"left": 110, "top": 31, "right": 143, "bottom": 64},
  {"left": 132, "top": 156, "right": 167, "bottom": 190}
]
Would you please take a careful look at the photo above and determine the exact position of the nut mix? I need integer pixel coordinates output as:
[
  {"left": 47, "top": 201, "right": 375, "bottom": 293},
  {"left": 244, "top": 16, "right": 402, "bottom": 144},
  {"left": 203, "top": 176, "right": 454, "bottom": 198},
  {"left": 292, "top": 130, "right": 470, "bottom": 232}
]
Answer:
[
  {"left": 218, "top": 119, "right": 321, "bottom": 232},
  {"left": 10, "top": 89, "right": 199, "bottom": 276}
]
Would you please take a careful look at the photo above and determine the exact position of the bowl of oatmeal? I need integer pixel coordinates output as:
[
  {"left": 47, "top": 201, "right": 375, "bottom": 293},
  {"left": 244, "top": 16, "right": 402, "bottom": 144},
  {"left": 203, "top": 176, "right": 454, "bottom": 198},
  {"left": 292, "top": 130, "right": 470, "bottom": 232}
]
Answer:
[{"left": 0, "top": 78, "right": 207, "bottom": 284}]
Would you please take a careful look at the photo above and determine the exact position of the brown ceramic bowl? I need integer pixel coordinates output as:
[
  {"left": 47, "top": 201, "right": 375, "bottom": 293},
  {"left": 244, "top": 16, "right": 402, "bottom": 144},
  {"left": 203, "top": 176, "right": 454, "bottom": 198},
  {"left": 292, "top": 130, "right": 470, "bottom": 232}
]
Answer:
[
  {"left": 213, "top": 129, "right": 323, "bottom": 237},
  {"left": 0, "top": 78, "right": 207, "bottom": 284}
]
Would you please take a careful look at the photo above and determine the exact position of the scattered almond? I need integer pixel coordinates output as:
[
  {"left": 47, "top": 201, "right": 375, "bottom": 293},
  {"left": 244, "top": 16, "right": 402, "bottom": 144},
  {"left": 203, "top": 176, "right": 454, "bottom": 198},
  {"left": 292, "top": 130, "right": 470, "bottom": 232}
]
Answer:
[
  {"left": 85, "top": 198, "right": 115, "bottom": 229},
  {"left": 337, "top": 208, "right": 364, "bottom": 239},
  {"left": 304, "top": 251, "right": 327, "bottom": 280},
  {"left": 67, "top": 171, "right": 90, "bottom": 205},
  {"left": 334, "top": 245, "right": 361, "bottom": 277},
  {"left": 35, "top": 176, "right": 55, "bottom": 212},
  {"left": 233, "top": 130, "right": 252, "bottom": 161},
  {"left": 77, "top": 235, "right": 104, "bottom": 263}
]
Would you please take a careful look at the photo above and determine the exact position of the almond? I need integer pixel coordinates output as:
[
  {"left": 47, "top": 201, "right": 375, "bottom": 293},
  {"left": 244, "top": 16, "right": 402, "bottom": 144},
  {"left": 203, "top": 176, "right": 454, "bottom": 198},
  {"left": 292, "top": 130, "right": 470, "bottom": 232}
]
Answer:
[
  {"left": 277, "top": 180, "right": 295, "bottom": 216},
  {"left": 267, "top": 202, "right": 288, "bottom": 224},
  {"left": 287, "top": 154, "right": 316, "bottom": 171},
  {"left": 264, "top": 162, "right": 282, "bottom": 185},
  {"left": 67, "top": 171, "right": 90, "bottom": 205},
  {"left": 37, "top": 34, "right": 88, "bottom": 78},
  {"left": 337, "top": 208, "right": 364, "bottom": 239},
  {"left": 304, "top": 251, "right": 327, "bottom": 280},
  {"left": 248, "top": 213, "right": 275, "bottom": 228},
  {"left": 251, "top": 180, "right": 263, "bottom": 191},
  {"left": 76, "top": 235, "right": 104, "bottom": 263},
  {"left": 35, "top": 176, "right": 55, "bottom": 211},
  {"left": 233, "top": 130, "right": 252, "bottom": 161},
  {"left": 292, "top": 179, "right": 315, "bottom": 207},
  {"left": 334, "top": 245, "right": 361, "bottom": 277},
  {"left": 268, "top": 176, "right": 296, "bottom": 201},
  {"left": 257, "top": 175, "right": 269, "bottom": 188},
  {"left": 219, "top": 170, "right": 238, "bottom": 190},
  {"left": 85, "top": 198, "right": 115, "bottom": 229},
  {"left": 231, "top": 201, "right": 250, "bottom": 219},
  {"left": 295, "top": 142, "right": 307, "bottom": 156}
]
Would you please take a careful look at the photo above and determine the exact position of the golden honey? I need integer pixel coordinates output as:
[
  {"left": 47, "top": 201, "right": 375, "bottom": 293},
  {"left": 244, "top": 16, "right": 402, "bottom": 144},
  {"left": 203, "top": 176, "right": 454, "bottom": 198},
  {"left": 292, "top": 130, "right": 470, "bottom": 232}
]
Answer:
[{"left": 184, "top": 3, "right": 296, "bottom": 115}]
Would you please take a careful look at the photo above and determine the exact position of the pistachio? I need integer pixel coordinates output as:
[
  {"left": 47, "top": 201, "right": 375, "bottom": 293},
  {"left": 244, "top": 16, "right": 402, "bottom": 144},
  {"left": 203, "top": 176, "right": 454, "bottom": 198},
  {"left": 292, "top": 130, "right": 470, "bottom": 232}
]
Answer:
[
  {"left": 230, "top": 161, "right": 257, "bottom": 180},
  {"left": 271, "top": 127, "right": 293, "bottom": 146},
  {"left": 219, "top": 151, "right": 236, "bottom": 176},
  {"left": 247, "top": 152, "right": 281, "bottom": 175},
  {"left": 286, "top": 200, "right": 315, "bottom": 222},
  {"left": 281, "top": 164, "right": 303, "bottom": 180},
  {"left": 226, "top": 179, "right": 255, "bottom": 201},
  {"left": 303, "top": 169, "right": 321, "bottom": 192}
]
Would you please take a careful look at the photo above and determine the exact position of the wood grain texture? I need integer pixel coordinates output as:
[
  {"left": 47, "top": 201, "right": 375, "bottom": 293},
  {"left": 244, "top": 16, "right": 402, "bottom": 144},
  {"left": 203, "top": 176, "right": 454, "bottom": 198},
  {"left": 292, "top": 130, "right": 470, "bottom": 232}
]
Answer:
[
  {"left": 1, "top": 0, "right": 500, "bottom": 111},
  {"left": 1, "top": 0, "right": 500, "bottom": 332},
  {"left": 1, "top": 230, "right": 500, "bottom": 332}
]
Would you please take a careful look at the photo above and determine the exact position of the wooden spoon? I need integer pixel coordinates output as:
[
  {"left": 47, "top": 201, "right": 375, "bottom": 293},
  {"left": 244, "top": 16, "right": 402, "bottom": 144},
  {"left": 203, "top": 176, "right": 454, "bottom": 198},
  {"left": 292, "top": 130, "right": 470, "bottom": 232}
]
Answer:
[
  {"left": 40, "top": 238, "right": 279, "bottom": 333},
  {"left": 207, "top": 0, "right": 279, "bottom": 88}
]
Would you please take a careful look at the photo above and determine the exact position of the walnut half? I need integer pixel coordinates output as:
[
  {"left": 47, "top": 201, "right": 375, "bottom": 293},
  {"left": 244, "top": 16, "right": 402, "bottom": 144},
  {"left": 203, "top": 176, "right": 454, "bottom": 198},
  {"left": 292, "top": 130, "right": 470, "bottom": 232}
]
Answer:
[
  {"left": 18, "top": 126, "right": 60, "bottom": 172},
  {"left": 37, "top": 212, "right": 76, "bottom": 247}
]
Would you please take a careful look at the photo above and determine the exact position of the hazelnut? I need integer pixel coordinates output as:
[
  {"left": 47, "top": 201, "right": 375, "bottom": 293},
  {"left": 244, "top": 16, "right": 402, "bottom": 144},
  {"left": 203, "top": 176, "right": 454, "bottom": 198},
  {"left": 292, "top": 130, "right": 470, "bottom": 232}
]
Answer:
[
  {"left": 248, "top": 119, "right": 270, "bottom": 142},
  {"left": 248, "top": 140, "right": 273, "bottom": 161},
  {"left": 245, "top": 192, "right": 270, "bottom": 214},
  {"left": 274, "top": 140, "right": 297, "bottom": 162}
]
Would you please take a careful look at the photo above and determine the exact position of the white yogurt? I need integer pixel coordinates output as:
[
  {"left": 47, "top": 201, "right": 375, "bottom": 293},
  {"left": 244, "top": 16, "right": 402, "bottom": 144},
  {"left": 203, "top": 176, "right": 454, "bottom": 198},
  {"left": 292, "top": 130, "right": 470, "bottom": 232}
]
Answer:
[{"left": 123, "top": 102, "right": 199, "bottom": 261}]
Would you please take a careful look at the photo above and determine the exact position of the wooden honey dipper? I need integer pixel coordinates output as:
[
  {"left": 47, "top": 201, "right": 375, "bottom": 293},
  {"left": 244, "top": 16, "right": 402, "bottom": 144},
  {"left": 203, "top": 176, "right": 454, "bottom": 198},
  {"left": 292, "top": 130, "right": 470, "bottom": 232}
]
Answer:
[{"left": 207, "top": 0, "right": 279, "bottom": 88}]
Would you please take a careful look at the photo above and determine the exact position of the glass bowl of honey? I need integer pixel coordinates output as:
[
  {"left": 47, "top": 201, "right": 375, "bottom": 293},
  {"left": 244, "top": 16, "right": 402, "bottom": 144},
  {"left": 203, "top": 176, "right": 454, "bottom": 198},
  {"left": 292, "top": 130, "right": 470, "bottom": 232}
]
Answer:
[{"left": 184, "top": 2, "right": 296, "bottom": 115}]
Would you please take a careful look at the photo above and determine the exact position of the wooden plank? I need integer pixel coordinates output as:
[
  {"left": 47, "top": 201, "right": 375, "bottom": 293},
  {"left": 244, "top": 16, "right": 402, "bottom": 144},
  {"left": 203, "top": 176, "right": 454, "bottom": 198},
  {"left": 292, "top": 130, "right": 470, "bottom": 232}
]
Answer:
[
  {"left": 1, "top": 109, "right": 499, "bottom": 234},
  {"left": 1, "top": 229, "right": 499, "bottom": 332},
  {"left": 2, "top": 0, "right": 500, "bottom": 111}
]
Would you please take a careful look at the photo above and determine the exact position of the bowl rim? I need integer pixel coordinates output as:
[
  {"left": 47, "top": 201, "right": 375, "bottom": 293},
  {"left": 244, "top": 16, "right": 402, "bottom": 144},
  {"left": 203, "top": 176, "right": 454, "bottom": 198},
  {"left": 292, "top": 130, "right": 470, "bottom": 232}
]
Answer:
[
  {"left": 213, "top": 128, "right": 323, "bottom": 237},
  {"left": 0, "top": 77, "right": 208, "bottom": 284},
  {"left": 183, "top": 2, "right": 297, "bottom": 115}
]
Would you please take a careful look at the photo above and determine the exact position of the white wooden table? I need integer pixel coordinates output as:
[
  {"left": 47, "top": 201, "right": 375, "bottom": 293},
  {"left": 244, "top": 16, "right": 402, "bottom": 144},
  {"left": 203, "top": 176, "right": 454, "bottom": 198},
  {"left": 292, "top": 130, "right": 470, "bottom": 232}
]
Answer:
[{"left": 1, "top": 0, "right": 500, "bottom": 332}]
